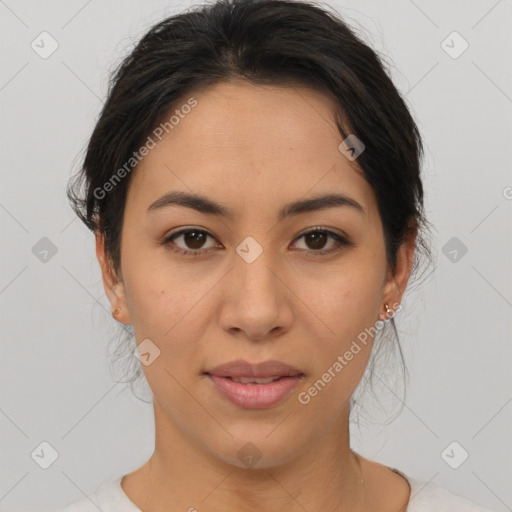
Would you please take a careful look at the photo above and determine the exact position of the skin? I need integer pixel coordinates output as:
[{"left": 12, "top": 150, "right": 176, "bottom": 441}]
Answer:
[{"left": 96, "top": 79, "right": 416, "bottom": 512}]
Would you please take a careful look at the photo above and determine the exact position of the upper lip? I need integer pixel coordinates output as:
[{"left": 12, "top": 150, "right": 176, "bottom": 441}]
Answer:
[{"left": 205, "top": 359, "right": 304, "bottom": 378}]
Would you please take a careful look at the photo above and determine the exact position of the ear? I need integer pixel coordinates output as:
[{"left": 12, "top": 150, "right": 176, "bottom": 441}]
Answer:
[
  {"left": 380, "top": 224, "right": 417, "bottom": 318},
  {"left": 95, "top": 232, "right": 132, "bottom": 324}
]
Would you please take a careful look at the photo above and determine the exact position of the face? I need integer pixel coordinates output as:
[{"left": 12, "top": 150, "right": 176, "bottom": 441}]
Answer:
[{"left": 97, "top": 79, "right": 415, "bottom": 469}]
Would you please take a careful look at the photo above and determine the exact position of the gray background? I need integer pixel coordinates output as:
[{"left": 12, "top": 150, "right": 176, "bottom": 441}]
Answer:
[{"left": 1, "top": 0, "right": 511, "bottom": 510}]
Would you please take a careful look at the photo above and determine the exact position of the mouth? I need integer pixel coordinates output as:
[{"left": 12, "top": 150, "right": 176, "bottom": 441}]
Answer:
[
  {"left": 217, "top": 376, "right": 288, "bottom": 384},
  {"left": 203, "top": 359, "right": 305, "bottom": 409}
]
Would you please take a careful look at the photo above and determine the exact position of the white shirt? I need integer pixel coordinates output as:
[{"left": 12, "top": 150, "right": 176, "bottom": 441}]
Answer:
[{"left": 56, "top": 468, "right": 496, "bottom": 511}]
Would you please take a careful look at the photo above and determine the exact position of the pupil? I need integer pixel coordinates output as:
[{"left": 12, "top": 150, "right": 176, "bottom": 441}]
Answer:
[
  {"left": 307, "top": 232, "right": 326, "bottom": 250},
  {"left": 185, "top": 231, "right": 205, "bottom": 249}
]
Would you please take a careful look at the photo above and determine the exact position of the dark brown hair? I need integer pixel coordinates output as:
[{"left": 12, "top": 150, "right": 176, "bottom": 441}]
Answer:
[{"left": 68, "top": 0, "right": 434, "bottom": 415}]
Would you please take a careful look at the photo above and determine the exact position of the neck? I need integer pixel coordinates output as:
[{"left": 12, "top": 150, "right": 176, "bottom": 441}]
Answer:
[{"left": 122, "top": 399, "right": 370, "bottom": 512}]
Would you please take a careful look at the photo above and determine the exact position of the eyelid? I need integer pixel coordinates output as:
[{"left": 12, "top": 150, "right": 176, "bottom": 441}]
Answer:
[
  {"left": 162, "top": 225, "right": 351, "bottom": 256},
  {"left": 291, "top": 226, "right": 351, "bottom": 254},
  {"left": 297, "top": 225, "right": 349, "bottom": 240},
  {"left": 162, "top": 227, "right": 220, "bottom": 255}
]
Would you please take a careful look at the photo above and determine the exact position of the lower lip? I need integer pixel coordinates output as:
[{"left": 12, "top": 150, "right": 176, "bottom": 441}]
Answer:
[{"left": 206, "top": 374, "right": 303, "bottom": 409}]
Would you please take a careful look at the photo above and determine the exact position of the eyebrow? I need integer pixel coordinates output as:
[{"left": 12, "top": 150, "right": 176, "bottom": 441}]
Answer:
[{"left": 147, "top": 190, "right": 365, "bottom": 220}]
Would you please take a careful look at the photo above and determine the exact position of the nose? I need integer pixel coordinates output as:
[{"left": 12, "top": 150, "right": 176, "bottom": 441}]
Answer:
[{"left": 218, "top": 241, "right": 294, "bottom": 341}]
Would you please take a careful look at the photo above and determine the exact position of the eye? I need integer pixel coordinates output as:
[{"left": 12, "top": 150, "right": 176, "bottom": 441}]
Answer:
[
  {"left": 162, "top": 228, "right": 219, "bottom": 256},
  {"left": 292, "top": 227, "right": 351, "bottom": 255},
  {"left": 162, "top": 226, "right": 351, "bottom": 256}
]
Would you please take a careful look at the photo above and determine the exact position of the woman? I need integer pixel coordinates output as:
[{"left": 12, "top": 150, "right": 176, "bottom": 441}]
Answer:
[{"left": 61, "top": 0, "right": 495, "bottom": 510}]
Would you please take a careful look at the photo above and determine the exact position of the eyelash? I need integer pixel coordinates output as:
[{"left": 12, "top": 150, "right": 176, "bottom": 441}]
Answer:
[{"left": 161, "top": 226, "right": 351, "bottom": 257}]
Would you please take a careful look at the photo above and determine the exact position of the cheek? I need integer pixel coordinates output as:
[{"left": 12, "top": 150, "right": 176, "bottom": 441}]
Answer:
[
  {"left": 121, "top": 242, "right": 197, "bottom": 333},
  {"left": 304, "top": 261, "right": 383, "bottom": 338},
  {"left": 124, "top": 272, "right": 206, "bottom": 399},
  {"left": 297, "top": 270, "right": 381, "bottom": 411},
  {"left": 297, "top": 260, "right": 384, "bottom": 399},
  {"left": 127, "top": 278, "right": 205, "bottom": 340},
  {"left": 122, "top": 259, "right": 218, "bottom": 378}
]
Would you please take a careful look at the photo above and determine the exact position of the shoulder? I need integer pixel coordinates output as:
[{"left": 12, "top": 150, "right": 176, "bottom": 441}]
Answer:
[
  {"left": 54, "top": 495, "right": 101, "bottom": 512},
  {"left": 54, "top": 476, "right": 139, "bottom": 512},
  {"left": 359, "top": 456, "right": 496, "bottom": 512},
  {"left": 405, "top": 475, "right": 497, "bottom": 512},
  {"left": 55, "top": 498, "right": 98, "bottom": 512}
]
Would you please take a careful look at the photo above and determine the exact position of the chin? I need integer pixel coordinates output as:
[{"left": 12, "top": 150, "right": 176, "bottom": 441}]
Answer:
[{"left": 203, "top": 426, "right": 308, "bottom": 471}]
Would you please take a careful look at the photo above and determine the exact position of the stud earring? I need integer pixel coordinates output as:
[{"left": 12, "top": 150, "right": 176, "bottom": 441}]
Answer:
[
  {"left": 112, "top": 306, "right": 121, "bottom": 317},
  {"left": 379, "top": 303, "right": 392, "bottom": 322}
]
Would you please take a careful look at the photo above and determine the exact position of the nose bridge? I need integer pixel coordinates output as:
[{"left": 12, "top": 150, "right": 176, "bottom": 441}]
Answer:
[
  {"left": 218, "top": 233, "right": 291, "bottom": 338},
  {"left": 219, "top": 225, "right": 295, "bottom": 340},
  {"left": 233, "top": 234, "right": 281, "bottom": 301}
]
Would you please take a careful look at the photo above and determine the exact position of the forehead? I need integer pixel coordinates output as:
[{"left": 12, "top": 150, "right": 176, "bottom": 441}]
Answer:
[
  {"left": 127, "top": 80, "right": 376, "bottom": 220},
  {"left": 167, "top": 79, "right": 344, "bottom": 159}
]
